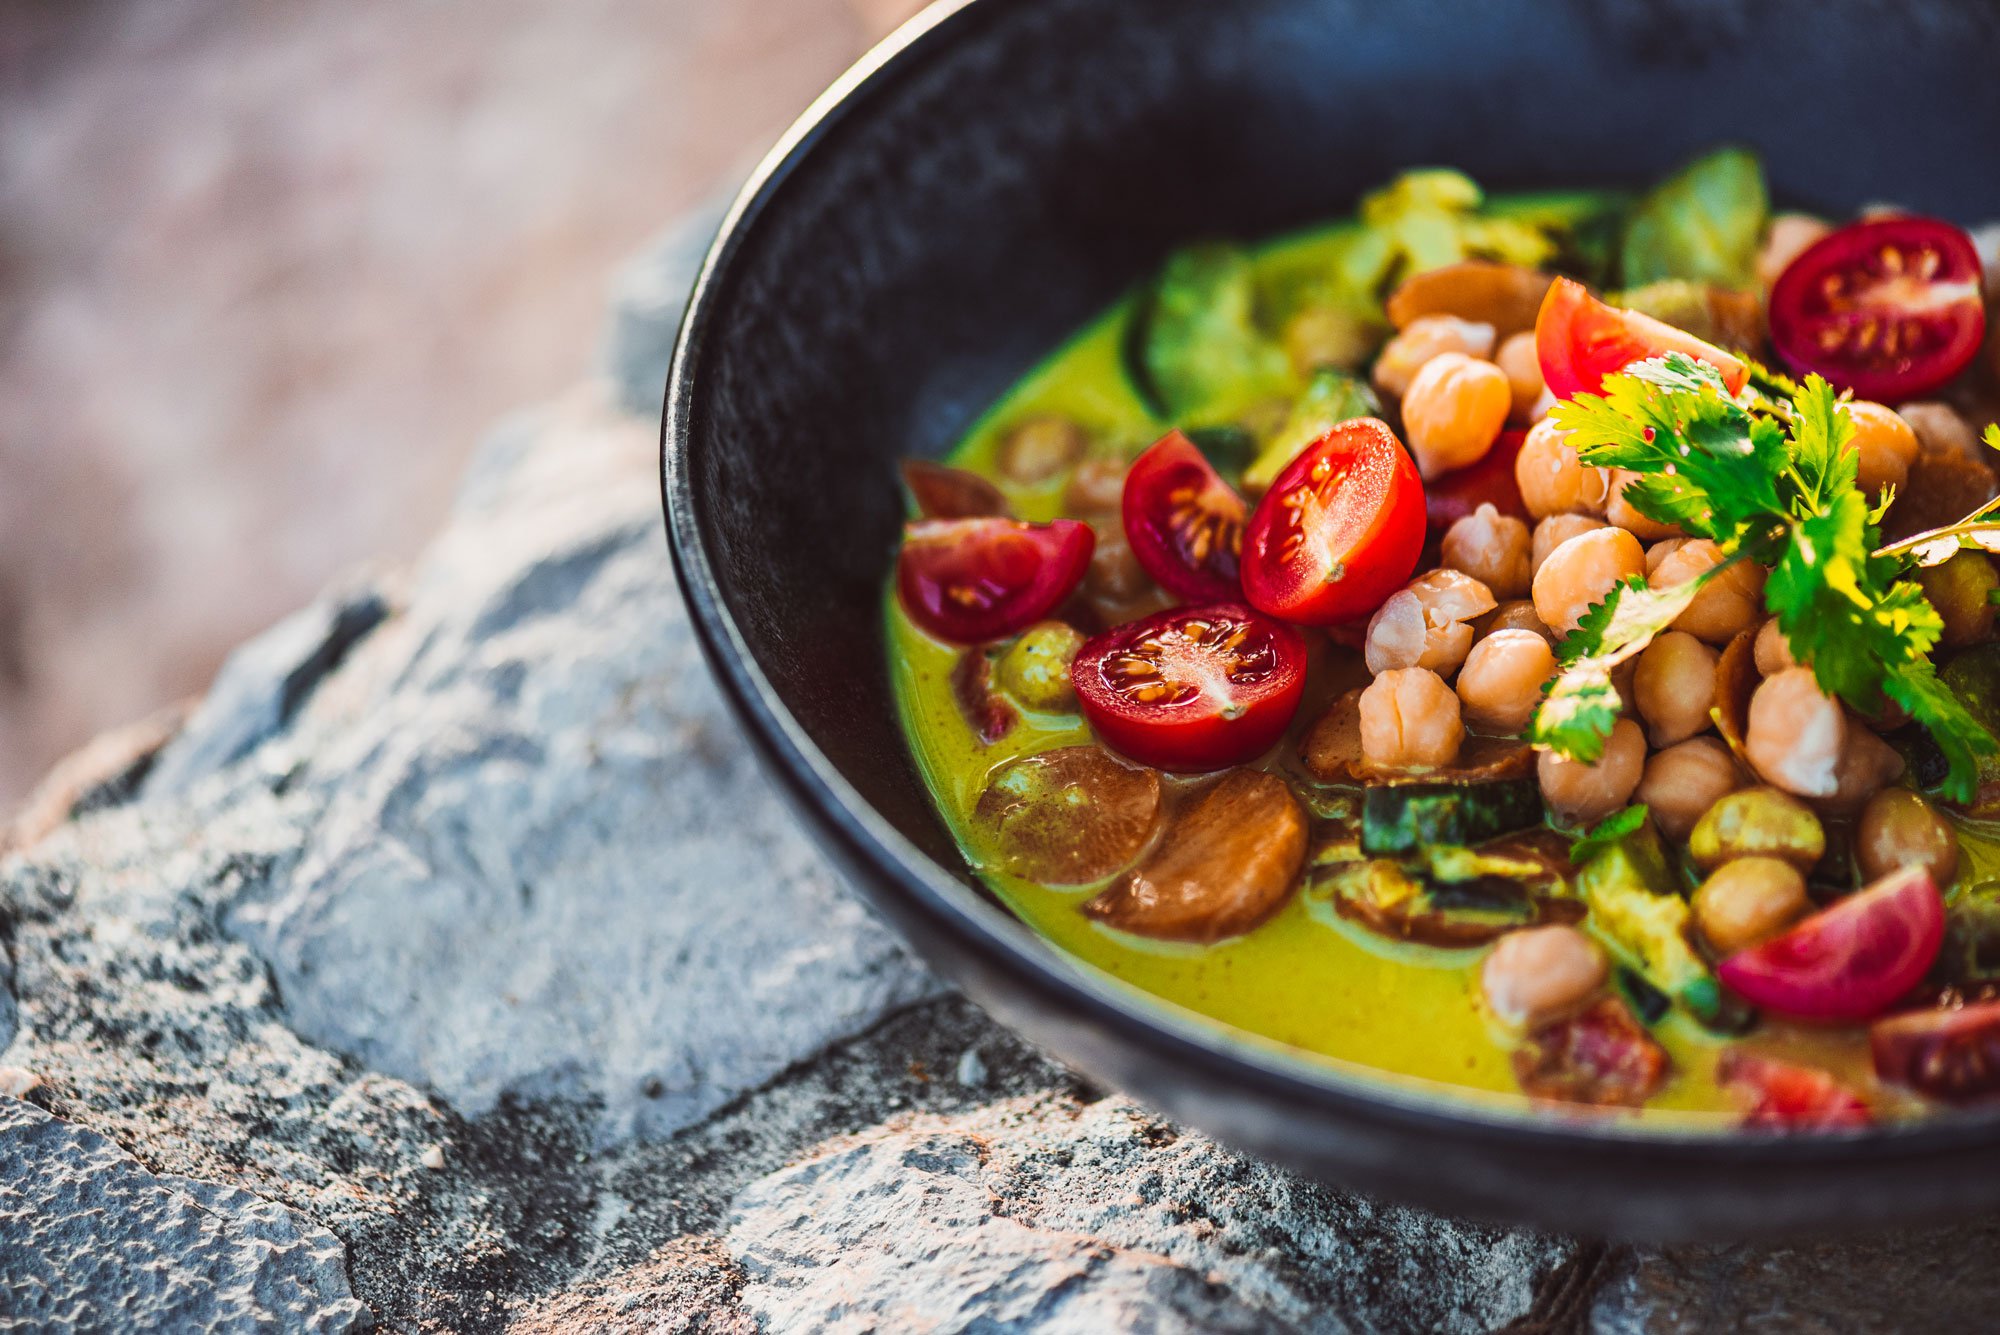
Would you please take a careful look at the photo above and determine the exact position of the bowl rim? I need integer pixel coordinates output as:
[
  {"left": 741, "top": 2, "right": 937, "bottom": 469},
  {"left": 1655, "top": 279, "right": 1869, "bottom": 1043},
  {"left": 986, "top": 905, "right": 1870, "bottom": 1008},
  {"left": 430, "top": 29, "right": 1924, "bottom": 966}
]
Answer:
[{"left": 659, "top": 0, "right": 2000, "bottom": 1168}]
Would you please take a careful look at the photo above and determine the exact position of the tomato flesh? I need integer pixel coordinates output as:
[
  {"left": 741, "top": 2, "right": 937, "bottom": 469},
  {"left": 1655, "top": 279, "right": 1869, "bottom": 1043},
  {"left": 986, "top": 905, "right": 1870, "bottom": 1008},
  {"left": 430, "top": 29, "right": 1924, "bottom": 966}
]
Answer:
[
  {"left": 1872, "top": 999, "right": 2000, "bottom": 1103},
  {"left": 1769, "top": 216, "right": 1987, "bottom": 403},
  {"left": 1716, "top": 1051, "right": 1871, "bottom": 1130},
  {"left": 1070, "top": 603, "right": 1306, "bottom": 772},
  {"left": 1536, "top": 276, "right": 1750, "bottom": 401},
  {"left": 1425, "top": 427, "right": 1528, "bottom": 534},
  {"left": 1122, "top": 430, "right": 1247, "bottom": 602},
  {"left": 1512, "top": 997, "right": 1669, "bottom": 1108},
  {"left": 1718, "top": 866, "right": 1945, "bottom": 1023},
  {"left": 897, "top": 517, "right": 1094, "bottom": 644},
  {"left": 1240, "top": 418, "right": 1425, "bottom": 626}
]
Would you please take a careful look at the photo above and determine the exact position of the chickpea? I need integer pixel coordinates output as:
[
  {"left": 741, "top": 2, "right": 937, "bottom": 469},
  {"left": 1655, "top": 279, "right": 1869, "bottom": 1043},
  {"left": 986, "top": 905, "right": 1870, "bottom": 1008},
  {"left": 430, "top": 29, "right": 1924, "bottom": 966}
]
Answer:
[
  {"left": 1359, "top": 668, "right": 1465, "bottom": 770},
  {"left": 998, "top": 415, "right": 1088, "bottom": 484},
  {"left": 1539, "top": 716, "right": 1647, "bottom": 825},
  {"left": 1532, "top": 526, "right": 1646, "bottom": 634},
  {"left": 1645, "top": 537, "right": 1688, "bottom": 578},
  {"left": 1442, "top": 503, "right": 1532, "bottom": 599},
  {"left": 1633, "top": 630, "right": 1718, "bottom": 748},
  {"left": 1494, "top": 331, "right": 1544, "bottom": 422},
  {"left": 1753, "top": 617, "right": 1799, "bottom": 676},
  {"left": 1813, "top": 725, "right": 1906, "bottom": 817},
  {"left": 1063, "top": 457, "right": 1126, "bottom": 515},
  {"left": 1857, "top": 789, "right": 1961, "bottom": 887},
  {"left": 1475, "top": 599, "right": 1557, "bottom": 645},
  {"left": 1372, "top": 315, "right": 1496, "bottom": 398},
  {"left": 1515, "top": 419, "right": 1613, "bottom": 519},
  {"left": 1363, "top": 570, "right": 1497, "bottom": 676},
  {"left": 1689, "top": 787, "right": 1826, "bottom": 873},
  {"left": 1481, "top": 925, "right": 1608, "bottom": 1030},
  {"left": 1693, "top": 858, "right": 1812, "bottom": 954},
  {"left": 1744, "top": 668, "right": 1846, "bottom": 798},
  {"left": 1283, "top": 305, "right": 1375, "bottom": 375},
  {"left": 1755, "top": 213, "right": 1834, "bottom": 290},
  {"left": 1898, "top": 401, "right": 1983, "bottom": 461},
  {"left": 1604, "top": 469, "right": 1683, "bottom": 542},
  {"left": 1527, "top": 386, "right": 1560, "bottom": 424},
  {"left": 996, "top": 622, "right": 1086, "bottom": 711},
  {"left": 1845, "top": 401, "right": 1920, "bottom": 498},
  {"left": 1401, "top": 352, "right": 1512, "bottom": 479},
  {"left": 1456, "top": 629, "right": 1557, "bottom": 735},
  {"left": 1532, "top": 514, "right": 1607, "bottom": 577},
  {"left": 1915, "top": 550, "right": 1999, "bottom": 648},
  {"left": 1636, "top": 737, "right": 1742, "bottom": 842},
  {"left": 1651, "top": 541, "right": 1766, "bottom": 645},
  {"left": 1083, "top": 520, "right": 1149, "bottom": 602}
]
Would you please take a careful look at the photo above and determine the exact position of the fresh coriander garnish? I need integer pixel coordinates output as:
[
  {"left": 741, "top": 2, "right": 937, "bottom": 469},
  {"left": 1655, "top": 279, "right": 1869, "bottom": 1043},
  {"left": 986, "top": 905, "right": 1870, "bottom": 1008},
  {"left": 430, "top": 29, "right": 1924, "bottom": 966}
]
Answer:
[{"left": 1529, "top": 355, "right": 1998, "bottom": 802}]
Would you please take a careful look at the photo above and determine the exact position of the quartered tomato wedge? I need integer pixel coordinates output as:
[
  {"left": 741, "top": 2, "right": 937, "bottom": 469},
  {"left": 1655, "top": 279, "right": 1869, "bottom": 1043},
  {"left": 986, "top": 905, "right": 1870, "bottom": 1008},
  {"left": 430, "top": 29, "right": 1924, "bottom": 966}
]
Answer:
[
  {"left": 1769, "top": 216, "right": 1987, "bottom": 402},
  {"left": 1717, "top": 1051, "right": 1871, "bottom": 1130},
  {"left": 1536, "top": 276, "right": 1750, "bottom": 401},
  {"left": 1240, "top": 418, "right": 1425, "bottom": 626},
  {"left": 897, "top": 517, "right": 1094, "bottom": 644},
  {"left": 1718, "top": 866, "right": 1945, "bottom": 1023},
  {"left": 1872, "top": 999, "right": 2000, "bottom": 1103},
  {"left": 1071, "top": 603, "right": 1306, "bottom": 772},
  {"left": 1122, "top": 430, "right": 1247, "bottom": 602},
  {"left": 1425, "top": 427, "right": 1529, "bottom": 534}
]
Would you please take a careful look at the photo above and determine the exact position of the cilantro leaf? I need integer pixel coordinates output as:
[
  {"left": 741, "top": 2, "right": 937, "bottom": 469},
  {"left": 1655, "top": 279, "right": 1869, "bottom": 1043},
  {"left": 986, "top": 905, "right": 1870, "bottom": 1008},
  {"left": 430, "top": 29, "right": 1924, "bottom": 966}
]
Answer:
[
  {"left": 1532, "top": 569, "right": 1723, "bottom": 761},
  {"left": 1569, "top": 804, "right": 1651, "bottom": 864},
  {"left": 1787, "top": 375, "right": 1858, "bottom": 509}
]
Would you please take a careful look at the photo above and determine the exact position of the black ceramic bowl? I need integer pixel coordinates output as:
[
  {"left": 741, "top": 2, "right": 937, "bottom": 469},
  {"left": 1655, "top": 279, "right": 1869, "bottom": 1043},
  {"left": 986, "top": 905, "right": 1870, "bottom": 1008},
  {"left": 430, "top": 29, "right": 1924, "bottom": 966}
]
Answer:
[{"left": 664, "top": 0, "right": 2000, "bottom": 1239}]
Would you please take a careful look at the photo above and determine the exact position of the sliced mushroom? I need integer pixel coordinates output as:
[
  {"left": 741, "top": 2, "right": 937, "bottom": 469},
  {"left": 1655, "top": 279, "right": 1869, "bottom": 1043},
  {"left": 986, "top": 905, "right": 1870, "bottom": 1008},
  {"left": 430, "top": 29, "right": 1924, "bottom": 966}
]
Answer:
[
  {"left": 1385, "top": 261, "right": 1555, "bottom": 341},
  {"left": 1301, "top": 688, "right": 1534, "bottom": 786},
  {"left": 1710, "top": 626, "right": 1758, "bottom": 760},
  {"left": 1883, "top": 447, "right": 2000, "bottom": 544},
  {"left": 901, "top": 459, "right": 1010, "bottom": 519},
  {"left": 974, "top": 747, "right": 1162, "bottom": 885},
  {"left": 1084, "top": 769, "right": 1306, "bottom": 943}
]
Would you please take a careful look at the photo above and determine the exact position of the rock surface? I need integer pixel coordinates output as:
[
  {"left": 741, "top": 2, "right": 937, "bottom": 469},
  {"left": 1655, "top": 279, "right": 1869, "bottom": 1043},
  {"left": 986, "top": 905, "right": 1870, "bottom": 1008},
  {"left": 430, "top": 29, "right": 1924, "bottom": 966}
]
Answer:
[{"left": 3, "top": 217, "right": 1998, "bottom": 1332}]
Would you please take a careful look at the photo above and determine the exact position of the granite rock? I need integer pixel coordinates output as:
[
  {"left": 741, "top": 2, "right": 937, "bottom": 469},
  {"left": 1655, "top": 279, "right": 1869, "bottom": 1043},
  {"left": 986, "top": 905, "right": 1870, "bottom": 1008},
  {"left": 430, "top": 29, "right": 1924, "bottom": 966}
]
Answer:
[{"left": 603, "top": 205, "right": 728, "bottom": 418}]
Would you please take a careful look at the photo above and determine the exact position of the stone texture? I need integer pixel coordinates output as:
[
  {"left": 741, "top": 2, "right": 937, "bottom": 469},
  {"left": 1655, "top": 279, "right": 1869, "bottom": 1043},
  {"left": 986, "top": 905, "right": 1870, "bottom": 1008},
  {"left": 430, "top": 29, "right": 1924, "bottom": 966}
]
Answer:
[
  {"left": 604, "top": 204, "right": 729, "bottom": 418},
  {"left": 0, "top": 1099, "right": 369, "bottom": 1333}
]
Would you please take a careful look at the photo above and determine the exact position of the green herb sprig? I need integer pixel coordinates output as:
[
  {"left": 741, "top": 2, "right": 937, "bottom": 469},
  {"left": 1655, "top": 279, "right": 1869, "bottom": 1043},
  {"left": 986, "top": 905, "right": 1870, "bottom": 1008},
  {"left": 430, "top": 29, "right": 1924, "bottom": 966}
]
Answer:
[{"left": 1528, "top": 355, "right": 1998, "bottom": 802}]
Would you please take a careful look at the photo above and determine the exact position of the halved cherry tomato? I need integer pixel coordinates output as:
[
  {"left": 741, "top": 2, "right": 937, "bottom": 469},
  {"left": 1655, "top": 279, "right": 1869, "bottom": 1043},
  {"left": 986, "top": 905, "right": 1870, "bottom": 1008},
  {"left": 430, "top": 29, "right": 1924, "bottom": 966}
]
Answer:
[
  {"left": 1769, "top": 216, "right": 1987, "bottom": 403},
  {"left": 1070, "top": 603, "right": 1306, "bottom": 772},
  {"left": 1122, "top": 430, "right": 1247, "bottom": 602},
  {"left": 1239, "top": 419, "right": 1425, "bottom": 625},
  {"left": 1717, "top": 1051, "right": 1871, "bottom": 1130},
  {"left": 897, "top": 517, "right": 1094, "bottom": 644},
  {"left": 1717, "top": 866, "right": 1945, "bottom": 1023},
  {"left": 1536, "top": 277, "right": 1750, "bottom": 401},
  {"left": 1425, "top": 427, "right": 1529, "bottom": 534},
  {"left": 1871, "top": 999, "right": 2000, "bottom": 1103},
  {"left": 1512, "top": 996, "right": 1669, "bottom": 1108}
]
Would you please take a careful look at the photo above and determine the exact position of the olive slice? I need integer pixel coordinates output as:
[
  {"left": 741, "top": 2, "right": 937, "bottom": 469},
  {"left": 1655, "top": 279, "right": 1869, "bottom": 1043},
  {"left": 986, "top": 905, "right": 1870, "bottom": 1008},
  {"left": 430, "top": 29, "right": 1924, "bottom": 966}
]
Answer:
[
  {"left": 974, "top": 747, "right": 1162, "bottom": 885},
  {"left": 1300, "top": 688, "right": 1534, "bottom": 786},
  {"left": 1083, "top": 769, "right": 1306, "bottom": 943},
  {"left": 901, "top": 459, "right": 1011, "bottom": 520},
  {"left": 1384, "top": 261, "right": 1554, "bottom": 340}
]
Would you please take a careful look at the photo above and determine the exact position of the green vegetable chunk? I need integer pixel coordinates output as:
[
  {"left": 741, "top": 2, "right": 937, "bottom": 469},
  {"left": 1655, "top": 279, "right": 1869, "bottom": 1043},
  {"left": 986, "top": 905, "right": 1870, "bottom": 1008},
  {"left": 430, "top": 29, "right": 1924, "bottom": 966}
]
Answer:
[
  {"left": 1620, "top": 146, "right": 1769, "bottom": 290},
  {"left": 1241, "top": 368, "right": 1381, "bottom": 493},
  {"left": 1360, "top": 779, "right": 1542, "bottom": 857},
  {"left": 1575, "top": 818, "right": 1748, "bottom": 1031},
  {"left": 1126, "top": 244, "right": 1295, "bottom": 424}
]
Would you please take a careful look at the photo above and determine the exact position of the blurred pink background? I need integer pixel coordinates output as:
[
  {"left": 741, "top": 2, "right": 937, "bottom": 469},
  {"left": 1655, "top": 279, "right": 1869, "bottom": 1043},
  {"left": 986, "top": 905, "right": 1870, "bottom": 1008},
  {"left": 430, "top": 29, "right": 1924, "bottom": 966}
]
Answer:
[{"left": 0, "top": 0, "right": 927, "bottom": 806}]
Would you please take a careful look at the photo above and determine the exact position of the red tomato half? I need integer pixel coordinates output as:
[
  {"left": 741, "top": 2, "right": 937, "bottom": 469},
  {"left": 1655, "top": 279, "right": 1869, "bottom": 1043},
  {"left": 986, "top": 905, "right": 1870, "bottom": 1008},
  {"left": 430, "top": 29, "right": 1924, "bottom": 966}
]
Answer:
[
  {"left": 1240, "top": 419, "right": 1425, "bottom": 626},
  {"left": 1425, "top": 427, "right": 1529, "bottom": 534},
  {"left": 1718, "top": 866, "right": 1945, "bottom": 1024},
  {"left": 897, "top": 517, "right": 1094, "bottom": 644},
  {"left": 1716, "top": 1051, "right": 1871, "bottom": 1130},
  {"left": 1871, "top": 1000, "right": 2000, "bottom": 1103},
  {"left": 1536, "top": 277, "right": 1750, "bottom": 401},
  {"left": 1122, "top": 430, "right": 1247, "bottom": 602},
  {"left": 1070, "top": 602, "right": 1306, "bottom": 772},
  {"left": 1770, "top": 216, "right": 1987, "bottom": 403}
]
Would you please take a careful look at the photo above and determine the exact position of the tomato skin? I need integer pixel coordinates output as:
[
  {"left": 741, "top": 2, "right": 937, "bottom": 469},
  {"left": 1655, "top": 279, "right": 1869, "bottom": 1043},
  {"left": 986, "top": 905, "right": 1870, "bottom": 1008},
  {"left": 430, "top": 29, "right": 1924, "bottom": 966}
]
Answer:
[
  {"left": 897, "top": 517, "right": 1094, "bottom": 645},
  {"left": 1769, "top": 216, "right": 1987, "bottom": 403},
  {"left": 1717, "top": 1051, "right": 1871, "bottom": 1130},
  {"left": 1512, "top": 997, "right": 1669, "bottom": 1108},
  {"left": 1718, "top": 866, "right": 1945, "bottom": 1024},
  {"left": 1536, "top": 277, "right": 1750, "bottom": 401},
  {"left": 1122, "top": 431, "right": 1247, "bottom": 602},
  {"left": 1070, "top": 602, "right": 1307, "bottom": 772},
  {"left": 1240, "top": 418, "right": 1426, "bottom": 626},
  {"left": 1425, "top": 427, "right": 1528, "bottom": 534},
  {"left": 1871, "top": 1000, "right": 2000, "bottom": 1103}
]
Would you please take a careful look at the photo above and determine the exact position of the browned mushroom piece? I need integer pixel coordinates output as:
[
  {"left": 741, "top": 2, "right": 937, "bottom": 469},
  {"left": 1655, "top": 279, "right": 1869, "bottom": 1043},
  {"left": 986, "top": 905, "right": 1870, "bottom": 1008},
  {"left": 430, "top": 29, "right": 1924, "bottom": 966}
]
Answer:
[
  {"left": 974, "top": 747, "right": 1163, "bottom": 885},
  {"left": 1710, "top": 626, "right": 1758, "bottom": 760},
  {"left": 1511, "top": 996, "right": 1670, "bottom": 1108},
  {"left": 1384, "top": 261, "right": 1555, "bottom": 341},
  {"left": 951, "top": 651, "right": 1018, "bottom": 746},
  {"left": 1083, "top": 770, "right": 1306, "bottom": 943},
  {"left": 1882, "top": 446, "right": 2000, "bottom": 544},
  {"left": 1300, "top": 688, "right": 1535, "bottom": 785},
  {"left": 900, "top": 458, "right": 1011, "bottom": 519}
]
